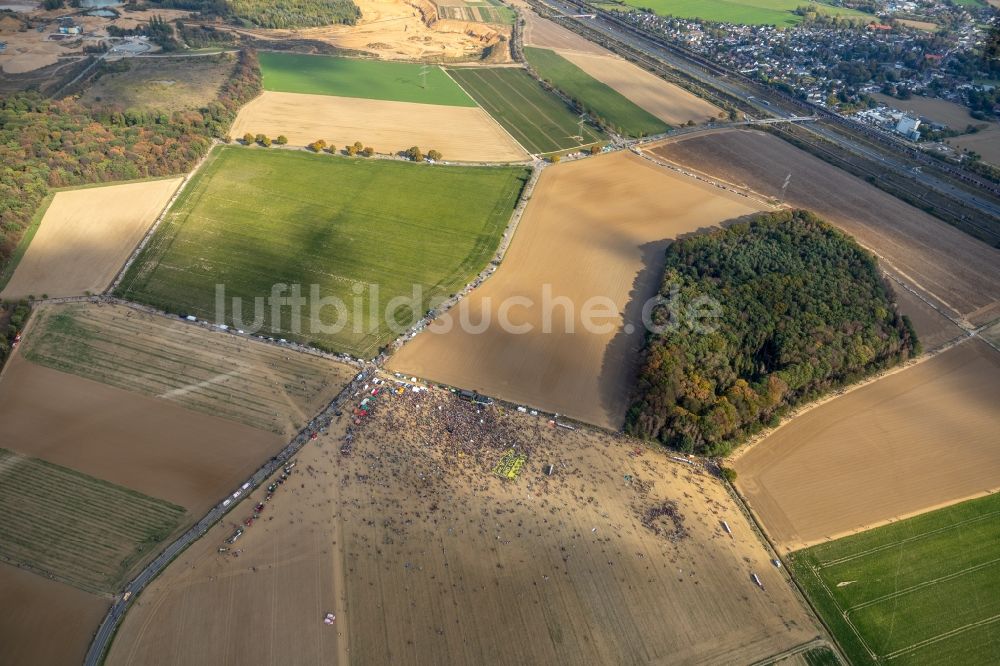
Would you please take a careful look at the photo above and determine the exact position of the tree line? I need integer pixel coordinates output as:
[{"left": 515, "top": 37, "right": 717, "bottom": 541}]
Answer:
[
  {"left": 625, "top": 210, "right": 919, "bottom": 456},
  {"left": 0, "top": 49, "right": 261, "bottom": 269}
]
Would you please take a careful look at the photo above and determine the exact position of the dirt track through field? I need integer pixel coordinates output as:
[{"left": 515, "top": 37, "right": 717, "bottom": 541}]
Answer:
[
  {"left": 0, "top": 562, "right": 109, "bottom": 666},
  {"left": 106, "top": 389, "right": 819, "bottom": 666},
  {"left": 0, "top": 354, "right": 283, "bottom": 514},
  {"left": 558, "top": 51, "right": 721, "bottom": 126},
  {"left": 387, "top": 151, "right": 762, "bottom": 428},
  {"left": 734, "top": 339, "right": 1000, "bottom": 552},
  {"left": 1, "top": 178, "right": 182, "bottom": 300},
  {"left": 649, "top": 130, "right": 1000, "bottom": 325},
  {"left": 231, "top": 91, "right": 529, "bottom": 162}
]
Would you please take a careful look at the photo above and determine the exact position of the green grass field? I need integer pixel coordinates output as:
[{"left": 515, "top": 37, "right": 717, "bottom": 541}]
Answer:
[
  {"left": 789, "top": 492, "right": 1000, "bottom": 666},
  {"left": 610, "top": 0, "right": 871, "bottom": 26},
  {"left": 446, "top": 67, "right": 605, "bottom": 154},
  {"left": 258, "top": 52, "right": 476, "bottom": 106},
  {"left": 523, "top": 47, "right": 669, "bottom": 137},
  {"left": 117, "top": 147, "right": 529, "bottom": 357},
  {"left": 0, "top": 449, "right": 185, "bottom": 594}
]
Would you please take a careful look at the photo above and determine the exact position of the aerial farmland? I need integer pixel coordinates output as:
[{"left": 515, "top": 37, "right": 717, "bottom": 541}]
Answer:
[{"left": 0, "top": 0, "right": 998, "bottom": 664}]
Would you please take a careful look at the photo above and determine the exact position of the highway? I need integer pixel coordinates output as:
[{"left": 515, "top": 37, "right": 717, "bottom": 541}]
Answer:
[
  {"left": 530, "top": 0, "right": 1000, "bottom": 221},
  {"left": 83, "top": 369, "right": 372, "bottom": 666}
]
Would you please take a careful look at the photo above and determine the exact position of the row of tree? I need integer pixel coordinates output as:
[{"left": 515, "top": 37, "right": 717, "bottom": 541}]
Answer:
[
  {"left": 625, "top": 210, "right": 919, "bottom": 456},
  {"left": 148, "top": 0, "right": 360, "bottom": 28},
  {"left": 0, "top": 49, "right": 262, "bottom": 269}
]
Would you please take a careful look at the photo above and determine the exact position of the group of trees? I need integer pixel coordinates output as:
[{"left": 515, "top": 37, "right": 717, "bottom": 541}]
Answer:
[
  {"left": 108, "top": 15, "right": 178, "bottom": 51},
  {"left": 0, "top": 50, "right": 261, "bottom": 269},
  {"left": 625, "top": 210, "right": 919, "bottom": 456},
  {"left": 404, "top": 146, "right": 442, "bottom": 162},
  {"left": 240, "top": 133, "right": 287, "bottom": 147},
  {"left": 306, "top": 139, "right": 375, "bottom": 156}
]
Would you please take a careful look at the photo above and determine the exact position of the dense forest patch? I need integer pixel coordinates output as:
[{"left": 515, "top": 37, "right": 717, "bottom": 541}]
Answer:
[
  {"left": 150, "top": 0, "right": 360, "bottom": 28},
  {"left": 626, "top": 210, "right": 919, "bottom": 455}
]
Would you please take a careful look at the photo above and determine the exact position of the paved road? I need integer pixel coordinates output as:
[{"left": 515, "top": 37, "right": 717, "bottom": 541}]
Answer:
[
  {"left": 533, "top": 0, "right": 1000, "bottom": 220},
  {"left": 83, "top": 369, "right": 371, "bottom": 666}
]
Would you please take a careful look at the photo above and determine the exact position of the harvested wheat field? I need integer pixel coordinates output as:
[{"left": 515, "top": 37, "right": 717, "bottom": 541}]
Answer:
[
  {"left": 1, "top": 178, "right": 182, "bottom": 300},
  {"left": 734, "top": 338, "right": 1000, "bottom": 553},
  {"left": 0, "top": 353, "right": 281, "bottom": 514},
  {"left": 107, "top": 387, "right": 822, "bottom": 666},
  {"left": 650, "top": 130, "right": 1000, "bottom": 325},
  {"left": 0, "top": 562, "right": 109, "bottom": 666},
  {"left": 21, "top": 302, "right": 355, "bottom": 436},
  {"left": 231, "top": 91, "right": 528, "bottom": 161},
  {"left": 558, "top": 51, "right": 721, "bottom": 126},
  {"left": 388, "top": 152, "right": 762, "bottom": 428}
]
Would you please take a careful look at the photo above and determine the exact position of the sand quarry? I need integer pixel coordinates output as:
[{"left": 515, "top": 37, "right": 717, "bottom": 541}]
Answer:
[
  {"left": 650, "top": 130, "right": 1000, "bottom": 326},
  {"left": 388, "top": 151, "right": 762, "bottom": 429},
  {"left": 733, "top": 338, "right": 1000, "bottom": 553},
  {"left": 231, "top": 90, "right": 529, "bottom": 161},
  {"left": 235, "top": 0, "right": 509, "bottom": 62},
  {"left": 1, "top": 178, "right": 182, "bottom": 301},
  {"left": 107, "top": 385, "right": 821, "bottom": 666}
]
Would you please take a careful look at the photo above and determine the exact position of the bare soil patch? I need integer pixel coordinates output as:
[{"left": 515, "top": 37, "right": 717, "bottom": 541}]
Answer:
[
  {"left": 0, "top": 353, "right": 282, "bottom": 514},
  {"left": 950, "top": 127, "right": 1000, "bottom": 167},
  {"left": 107, "top": 388, "right": 820, "bottom": 666},
  {"left": 80, "top": 54, "right": 237, "bottom": 113},
  {"left": 21, "top": 302, "right": 356, "bottom": 437},
  {"left": 387, "top": 151, "right": 762, "bottom": 428},
  {"left": 650, "top": 130, "right": 1000, "bottom": 324},
  {"left": 557, "top": 51, "right": 722, "bottom": 126},
  {"left": 512, "top": 0, "right": 607, "bottom": 54},
  {"left": 734, "top": 339, "right": 1000, "bottom": 552},
  {"left": 1, "top": 178, "right": 182, "bottom": 301},
  {"left": 230, "top": 90, "right": 529, "bottom": 161},
  {"left": 0, "top": 562, "right": 109, "bottom": 666},
  {"left": 870, "top": 92, "right": 980, "bottom": 130}
]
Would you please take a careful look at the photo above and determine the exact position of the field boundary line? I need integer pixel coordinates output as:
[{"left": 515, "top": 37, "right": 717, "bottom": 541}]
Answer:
[
  {"left": 817, "top": 509, "right": 1000, "bottom": 568},
  {"left": 442, "top": 67, "right": 533, "bottom": 158},
  {"left": 884, "top": 613, "right": 1000, "bottom": 660},
  {"left": 108, "top": 143, "right": 219, "bottom": 297},
  {"left": 811, "top": 564, "right": 881, "bottom": 662},
  {"left": 845, "top": 556, "right": 1000, "bottom": 612}
]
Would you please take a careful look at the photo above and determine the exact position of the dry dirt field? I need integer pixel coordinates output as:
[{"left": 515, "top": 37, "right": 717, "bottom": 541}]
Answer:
[
  {"left": 558, "top": 51, "right": 722, "bottom": 126},
  {"left": 21, "top": 302, "right": 356, "bottom": 436},
  {"left": 650, "top": 130, "right": 1000, "bottom": 325},
  {"left": 1, "top": 178, "right": 182, "bottom": 301},
  {"left": 891, "top": 285, "right": 965, "bottom": 351},
  {"left": 79, "top": 54, "right": 237, "bottom": 113},
  {"left": 107, "top": 386, "right": 821, "bottom": 666},
  {"left": 231, "top": 90, "right": 529, "bottom": 161},
  {"left": 0, "top": 353, "right": 282, "bottom": 514},
  {"left": 387, "top": 152, "right": 762, "bottom": 428},
  {"left": 871, "top": 92, "right": 981, "bottom": 129},
  {"left": 0, "top": 562, "right": 109, "bottom": 666},
  {"left": 950, "top": 127, "right": 1000, "bottom": 166},
  {"left": 733, "top": 338, "right": 1000, "bottom": 553},
  {"left": 237, "top": 0, "right": 509, "bottom": 62}
]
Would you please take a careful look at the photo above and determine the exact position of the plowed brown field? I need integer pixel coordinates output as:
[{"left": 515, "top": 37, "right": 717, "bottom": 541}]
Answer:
[
  {"left": 0, "top": 562, "right": 109, "bottom": 666},
  {"left": 0, "top": 354, "right": 282, "bottom": 513},
  {"left": 649, "top": 130, "right": 1000, "bottom": 325},
  {"left": 387, "top": 151, "right": 762, "bottom": 428},
  {"left": 230, "top": 91, "right": 529, "bottom": 161},
  {"left": 734, "top": 339, "right": 1000, "bottom": 552},
  {"left": 107, "top": 388, "right": 821, "bottom": 666},
  {"left": 1, "top": 178, "right": 182, "bottom": 300}
]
